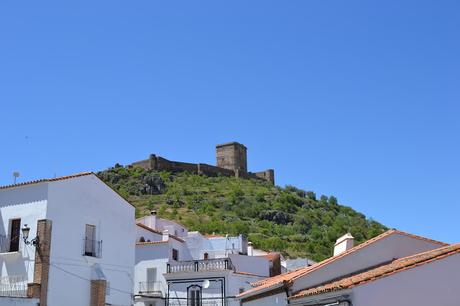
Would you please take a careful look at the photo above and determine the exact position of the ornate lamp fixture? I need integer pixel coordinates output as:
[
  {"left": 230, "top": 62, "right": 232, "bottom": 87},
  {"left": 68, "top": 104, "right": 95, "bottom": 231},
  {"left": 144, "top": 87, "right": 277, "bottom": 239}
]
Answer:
[{"left": 22, "top": 224, "right": 40, "bottom": 247}]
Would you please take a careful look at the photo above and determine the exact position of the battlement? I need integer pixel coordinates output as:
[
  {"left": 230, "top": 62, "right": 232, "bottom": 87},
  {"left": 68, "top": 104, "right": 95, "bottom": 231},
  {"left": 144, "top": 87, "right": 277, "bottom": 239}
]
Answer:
[{"left": 131, "top": 142, "right": 275, "bottom": 184}]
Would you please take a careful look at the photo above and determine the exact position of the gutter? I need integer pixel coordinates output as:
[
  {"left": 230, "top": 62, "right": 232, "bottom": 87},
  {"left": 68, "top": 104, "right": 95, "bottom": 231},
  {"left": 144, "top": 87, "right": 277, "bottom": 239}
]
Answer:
[{"left": 289, "top": 290, "right": 352, "bottom": 306}]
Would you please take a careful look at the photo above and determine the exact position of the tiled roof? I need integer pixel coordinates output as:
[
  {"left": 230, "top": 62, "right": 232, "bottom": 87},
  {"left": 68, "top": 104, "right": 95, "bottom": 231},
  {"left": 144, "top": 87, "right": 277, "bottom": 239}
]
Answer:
[
  {"left": 205, "top": 234, "right": 225, "bottom": 238},
  {"left": 0, "top": 172, "right": 93, "bottom": 190},
  {"left": 136, "top": 223, "right": 185, "bottom": 243},
  {"left": 136, "top": 223, "right": 163, "bottom": 235},
  {"left": 237, "top": 229, "right": 446, "bottom": 298},
  {"left": 0, "top": 172, "right": 136, "bottom": 208},
  {"left": 260, "top": 252, "right": 281, "bottom": 261},
  {"left": 290, "top": 242, "right": 460, "bottom": 300},
  {"left": 234, "top": 271, "right": 266, "bottom": 277}
]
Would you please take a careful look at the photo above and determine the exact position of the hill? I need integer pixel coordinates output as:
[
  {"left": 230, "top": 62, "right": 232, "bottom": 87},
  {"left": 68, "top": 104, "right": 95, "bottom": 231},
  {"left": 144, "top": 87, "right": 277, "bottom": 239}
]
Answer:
[{"left": 98, "top": 165, "right": 387, "bottom": 261}]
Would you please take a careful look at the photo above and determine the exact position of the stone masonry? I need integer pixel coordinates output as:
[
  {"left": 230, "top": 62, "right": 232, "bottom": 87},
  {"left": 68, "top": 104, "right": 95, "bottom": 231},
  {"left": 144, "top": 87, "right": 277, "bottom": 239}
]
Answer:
[
  {"left": 131, "top": 142, "right": 275, "bottom": 184},
  {"left": 27, "top": 219, "right": 52, "bottom": 306},
  {"left": 90, "top": 279, "right": 107, "bottom": 306}
]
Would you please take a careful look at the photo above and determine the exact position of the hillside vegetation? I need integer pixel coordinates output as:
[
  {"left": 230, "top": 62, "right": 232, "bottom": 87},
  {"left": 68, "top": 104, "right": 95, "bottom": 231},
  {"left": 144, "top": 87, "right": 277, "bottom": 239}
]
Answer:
[{"left": 98, "top": 165, "right": 386, "bottom": 261}]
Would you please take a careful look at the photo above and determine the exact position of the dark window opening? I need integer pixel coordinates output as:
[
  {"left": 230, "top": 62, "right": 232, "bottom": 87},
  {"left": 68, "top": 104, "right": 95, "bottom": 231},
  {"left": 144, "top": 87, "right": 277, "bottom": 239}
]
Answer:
[
  {"left": 188, "top": 285, "right": 202, "bottom": 306},
  {"left": 172, "top": 248, "right": 179, "bottom": 261},
  {"left": 9, "top": 219, "right": 21, "bottom": 252}
]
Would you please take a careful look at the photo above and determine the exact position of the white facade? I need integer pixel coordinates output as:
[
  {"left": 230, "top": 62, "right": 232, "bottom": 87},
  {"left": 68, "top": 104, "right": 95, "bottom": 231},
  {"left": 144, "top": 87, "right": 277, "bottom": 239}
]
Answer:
[
  {"left": 0, "top": 173, "right": 136, "bottom": 306},
  {"left": 239, "top": 230, "right": 448, "bottom": 306},
  {"left": 290, "top": 251, "right": 460, "bottom": 306},
  {"left": 134, "top": 217, "right": 276, "bottom": 306}
]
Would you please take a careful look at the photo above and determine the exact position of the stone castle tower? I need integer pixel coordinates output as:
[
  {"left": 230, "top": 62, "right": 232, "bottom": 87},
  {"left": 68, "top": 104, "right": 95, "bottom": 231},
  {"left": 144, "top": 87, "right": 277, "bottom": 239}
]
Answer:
[{"left": 216, "top": 142, "right": 248, "bottom": 173}]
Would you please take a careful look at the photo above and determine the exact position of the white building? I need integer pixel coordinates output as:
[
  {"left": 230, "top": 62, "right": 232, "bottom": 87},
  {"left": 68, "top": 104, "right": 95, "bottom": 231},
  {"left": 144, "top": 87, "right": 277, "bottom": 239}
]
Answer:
[
  {"left": 134, "top": 213, "right": 281, "bottom": 306},
  {"left": 237, "top": 230, "right": 454, "bottom": 306},
  {"left": 289, "top": 242, "right": 460, "bottom": 306},
  {"left": 0, "top": 172, "right": 135, "bottom": 306}
]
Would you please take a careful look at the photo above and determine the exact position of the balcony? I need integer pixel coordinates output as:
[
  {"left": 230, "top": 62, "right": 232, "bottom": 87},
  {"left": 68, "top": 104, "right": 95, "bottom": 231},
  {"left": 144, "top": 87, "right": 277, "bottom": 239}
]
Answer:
[
  {"left": 0, "top": 275, "right": 28, "bottom": 297},
  {"left": 0, "top": 235, "right": 20, "bottom": 254},
  {"left": 138, "top": 281, "right": 164, "bottom": 297},
  {"left": 168, "top": 298, "right": 225, "bottom": 306},
  {"left": 82, "top": 238, "right": 102, "bottom": 258},
  {"left": 167, "top": 258, "right": 233, "bottom": 274}
]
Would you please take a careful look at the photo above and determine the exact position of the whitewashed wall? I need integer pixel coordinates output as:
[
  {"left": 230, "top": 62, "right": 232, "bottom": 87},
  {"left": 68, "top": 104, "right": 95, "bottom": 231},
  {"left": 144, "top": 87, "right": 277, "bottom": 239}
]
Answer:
[
  {"left": 137, "top": 225, "right": 162, "bottom": 242},
  {"left": 229, "top": 255, "right": 270, "bottom": 277},
  {"left": 0, "top": 297, "right": 39, "bottom": 306},
  {"left": 242, "top": 292, "right": 287, "bottom": 306},
  {"left": 352, "top": 253, "right": 460, "bottom": 306},
  {"left": 0, "top": 184, "right": 48, "bottom": 287},
  {"left": 45, "top": 175, "right": 135, "bottom": 306}
]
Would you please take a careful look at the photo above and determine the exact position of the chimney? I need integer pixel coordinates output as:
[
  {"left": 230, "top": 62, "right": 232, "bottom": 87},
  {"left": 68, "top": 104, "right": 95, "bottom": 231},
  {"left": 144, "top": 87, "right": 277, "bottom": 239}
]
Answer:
[
  {"left": 162, "top": 230, "right": 169, "bottom": 242},
  {"left": 334, "top": 233, "right": 354, "bottom": 256},
  {"left": 247, "top": 242, "right": 254, "bottom": 256},
  {"left": 145, "top": 210, "right": 157, "bottom": 229}
]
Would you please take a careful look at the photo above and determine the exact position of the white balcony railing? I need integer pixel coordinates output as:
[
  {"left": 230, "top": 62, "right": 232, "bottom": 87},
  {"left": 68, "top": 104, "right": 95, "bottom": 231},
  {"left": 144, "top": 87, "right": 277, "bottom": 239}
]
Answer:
[
  {"left": 0, "top": 275, "right": 28, "bottom": 297},
  {"left": 83, "top": 238, "right": 102, "bottom": 258},
  {"left": 167, "top": 258, "right": 233, "bottom": 274},
  {"left": 167, "top": 298, "right": 225, "bottom": 306},
  {"left": 138, "top": 281, "right": 164, "bottom": 296}
]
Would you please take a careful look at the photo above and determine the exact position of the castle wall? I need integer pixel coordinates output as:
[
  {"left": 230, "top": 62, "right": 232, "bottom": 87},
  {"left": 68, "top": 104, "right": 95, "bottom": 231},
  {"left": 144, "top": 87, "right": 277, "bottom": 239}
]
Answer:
[
  {"left": 130, "top": 143, "right": 274, "bottom": 184},
  {"left": 197, "top": 163, "right": 235, "bottom": 177},
  {"left": 253, "top": 169, "right": 275, "bottom": 185},
  {"left": 155, "top": 156, "right": 198, "bottom": 173},
  {"left": 131, "top": 158, "right": 151, "bottom": 169}
]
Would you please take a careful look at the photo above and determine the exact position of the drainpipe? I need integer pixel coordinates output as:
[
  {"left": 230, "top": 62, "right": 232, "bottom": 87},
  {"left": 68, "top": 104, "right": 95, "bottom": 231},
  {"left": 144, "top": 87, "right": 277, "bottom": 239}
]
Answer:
[{"left": 283, "top": 281, "right": 291, "bottom": 305}]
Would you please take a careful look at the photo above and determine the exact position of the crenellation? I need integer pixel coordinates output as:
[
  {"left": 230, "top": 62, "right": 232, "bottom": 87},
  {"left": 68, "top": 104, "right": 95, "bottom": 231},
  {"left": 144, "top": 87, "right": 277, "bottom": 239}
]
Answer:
[{"left": 130, "top": 142, "right": 275, "bottom": 184}]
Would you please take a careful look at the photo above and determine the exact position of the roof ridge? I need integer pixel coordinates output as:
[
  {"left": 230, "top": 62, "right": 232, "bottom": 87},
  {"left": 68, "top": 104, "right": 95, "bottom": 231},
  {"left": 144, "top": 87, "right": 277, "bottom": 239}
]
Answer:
[
  {"left": 392, "top": 229, "right": 448, "bottom": 246},
  {"left": 288, "top": 229, "right": 446, "bottom": 283},
  {"left": 396, "top": 241, "right": 459, "bottom": 263},
  {"left": 240, "top": 229, "right": 442, "bottom": 298},
  {"left": 136, "top": 223, "right": 163, "bottom": 235},
  {"left": 0, "top": 172, "right": 94, "bottom": 190},
  {"left": 290, "top": 242, "right": 460, "bottom": 300}
]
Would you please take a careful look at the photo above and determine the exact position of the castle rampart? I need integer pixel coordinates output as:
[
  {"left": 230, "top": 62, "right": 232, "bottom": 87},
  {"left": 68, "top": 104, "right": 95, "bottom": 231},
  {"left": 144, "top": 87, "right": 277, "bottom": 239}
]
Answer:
[{"left": 131, "top": 142, "right": 275, "bottom": 184}]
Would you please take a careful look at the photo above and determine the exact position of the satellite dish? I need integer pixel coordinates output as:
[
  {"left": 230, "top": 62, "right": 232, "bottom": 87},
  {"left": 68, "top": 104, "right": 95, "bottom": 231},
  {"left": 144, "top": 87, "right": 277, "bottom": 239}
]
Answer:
[{"left": 202, "top": 279, "right": 210, "bottom": 289}]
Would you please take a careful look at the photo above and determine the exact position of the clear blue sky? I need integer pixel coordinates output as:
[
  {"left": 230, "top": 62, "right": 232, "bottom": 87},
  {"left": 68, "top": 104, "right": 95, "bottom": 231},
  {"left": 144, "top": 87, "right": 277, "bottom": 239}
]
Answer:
[{"left": 1, "top": 1, "right": 459, "bottom": 243}]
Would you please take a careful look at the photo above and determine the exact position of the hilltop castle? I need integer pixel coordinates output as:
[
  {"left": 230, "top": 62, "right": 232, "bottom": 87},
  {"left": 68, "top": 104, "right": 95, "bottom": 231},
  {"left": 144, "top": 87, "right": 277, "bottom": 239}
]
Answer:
[{"left": 131, "top": 142, "right": 275, "bottom": 184}]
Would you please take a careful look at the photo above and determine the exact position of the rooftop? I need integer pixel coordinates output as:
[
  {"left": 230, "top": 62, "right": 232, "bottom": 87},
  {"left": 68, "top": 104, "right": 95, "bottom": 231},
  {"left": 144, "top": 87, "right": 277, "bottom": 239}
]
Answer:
[
  {"left": 290, "top": 242, "right": 460, "bottom": 300},
  {"left": 0, "top": 172, "right": 93, "bottom": 190},
  {"left": 237, "top": 229, "right": 447, "bottom": 298}
]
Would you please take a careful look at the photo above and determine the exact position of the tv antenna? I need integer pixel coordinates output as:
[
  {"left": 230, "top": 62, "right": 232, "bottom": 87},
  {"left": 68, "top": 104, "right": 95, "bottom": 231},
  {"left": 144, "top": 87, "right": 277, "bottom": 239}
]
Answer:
[{"left": 13, "top": 172, "right": 20, "bottom": 184}]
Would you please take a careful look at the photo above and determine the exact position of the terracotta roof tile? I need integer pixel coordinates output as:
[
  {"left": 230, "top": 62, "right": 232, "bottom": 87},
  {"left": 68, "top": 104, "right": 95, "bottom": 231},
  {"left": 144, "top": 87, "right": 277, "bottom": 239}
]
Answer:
[
  {"left": 136, "top": 223, "right": 185, "bottom": 243},
  {"left": 290, "top": 242, "right": 460, "bottom": 300},
  {"left": 136, "top": 223, "right": 163, "bottom": 235},
  {"left": 238, "top": 229, "right": 446, "bottom": 298},
  {"left": 0, "top": 172, "right": 93, "bottom": 190},
  {"left": 0, "top": 172, "right": 137, "bottom": 208}
]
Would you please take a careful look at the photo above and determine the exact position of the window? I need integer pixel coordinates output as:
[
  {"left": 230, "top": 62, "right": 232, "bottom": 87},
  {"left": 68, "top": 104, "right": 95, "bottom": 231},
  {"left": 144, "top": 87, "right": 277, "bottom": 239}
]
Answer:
[
  {"left": 172, "top": 248, "right": 179, "bottom": 261},
  {"left": 203, "top": 252, "right": 209, "bottom": 260},
  {"left": 84, "top": 224, "right": 97, "bottom": 256},
  {"left": 188, "top": 285, "right": 202, "bottom": 306},
  {"left": 139, "top": 236, "right": 146, "bottom": 243},
  {"left": 9, "top": 219, "right": 21, "bottom": 252},
  {"left": 146, "top": 268, "right": 157, "bottom": 291}
]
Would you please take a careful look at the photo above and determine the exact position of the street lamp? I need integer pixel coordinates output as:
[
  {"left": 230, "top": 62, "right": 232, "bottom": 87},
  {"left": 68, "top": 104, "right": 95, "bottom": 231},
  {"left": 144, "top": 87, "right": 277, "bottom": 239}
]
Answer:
[{"left": 22, "top": 224, "right": 39, "bottom": 247}]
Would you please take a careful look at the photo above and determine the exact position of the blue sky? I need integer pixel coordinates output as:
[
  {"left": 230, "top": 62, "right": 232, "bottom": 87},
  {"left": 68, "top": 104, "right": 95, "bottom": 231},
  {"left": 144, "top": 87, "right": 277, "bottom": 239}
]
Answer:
[{"left": 1, "top": 1, "right": 459, "bottom": 243}]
